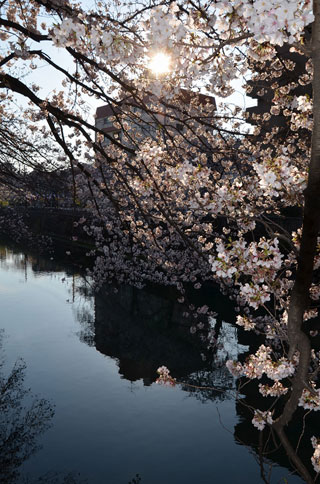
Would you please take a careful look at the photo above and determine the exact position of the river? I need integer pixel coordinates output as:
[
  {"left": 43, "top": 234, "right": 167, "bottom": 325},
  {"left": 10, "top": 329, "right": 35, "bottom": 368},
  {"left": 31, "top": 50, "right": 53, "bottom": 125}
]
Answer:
[{"left": 0, "top": 243, "right": 303, "bottom": 483}]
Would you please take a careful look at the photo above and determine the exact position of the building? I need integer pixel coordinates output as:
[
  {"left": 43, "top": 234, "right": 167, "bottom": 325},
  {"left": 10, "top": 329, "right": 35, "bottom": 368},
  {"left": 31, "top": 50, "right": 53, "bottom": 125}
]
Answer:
[{"left": 95, "top": 89, "right": 216, "bottom": 149}]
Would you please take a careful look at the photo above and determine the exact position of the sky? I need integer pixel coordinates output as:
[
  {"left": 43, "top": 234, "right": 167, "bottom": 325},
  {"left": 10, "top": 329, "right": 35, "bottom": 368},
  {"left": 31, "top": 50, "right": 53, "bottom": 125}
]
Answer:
[{"left": 7, "top": 0, "right": 256, "bottom": 132}]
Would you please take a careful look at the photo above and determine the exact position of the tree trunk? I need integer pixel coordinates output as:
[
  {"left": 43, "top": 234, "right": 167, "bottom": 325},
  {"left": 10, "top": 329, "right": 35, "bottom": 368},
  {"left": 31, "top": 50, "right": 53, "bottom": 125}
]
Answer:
[{"left": 274, "top": 0, "right": 320, "bottom": 435}]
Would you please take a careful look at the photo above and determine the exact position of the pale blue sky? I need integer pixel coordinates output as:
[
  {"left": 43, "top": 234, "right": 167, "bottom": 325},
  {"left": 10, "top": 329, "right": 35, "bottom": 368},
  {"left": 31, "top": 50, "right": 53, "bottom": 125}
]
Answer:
[{"left": 8, "top": 1, "right": 256, "bottom": 130}]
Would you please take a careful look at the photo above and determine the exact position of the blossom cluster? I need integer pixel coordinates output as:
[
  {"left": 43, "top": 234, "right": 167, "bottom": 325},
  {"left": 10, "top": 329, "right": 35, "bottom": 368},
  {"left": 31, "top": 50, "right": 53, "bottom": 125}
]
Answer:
[
  {"left": 52, "top": 18, "right": 86, "bottom": 47},
  {"left": 227, "top": 345, "right": 296, "bottom": 381},
  {"left": 213, "top": 1, "right": 314, "bottom": 47},
  {"left": 52, "top": 16, "right": 136, "bottom": 66},
  {"left": 156, "top": 366, "right": 176, "bottom": 386},
  {"left": 252, "top": 410, "right": 273, "bottom": 431},
  {"left": 259, "top": 380, "right": 288, "bottom": 397},
  {"left": 48, "top": 0, "right": 315, "bottom": 101},
  {"left": 226, "top": 360, "right": 244, "bottom": 378},
  {"left": 147, "top": 3, "right": 188, "bottom": 47},
  {"left": 311, "top": 437, "right": 320, "bottom": 473},
  {"left": 210, "top": 238, "right": 282, "bottom": 309},
  {"left": 298, "top": 386, "right": 320, "bottom": 411},
  {"left": 235, "top": 315, "right": 255, "bottom": 332},
  {"left": 254, "top": 156, "right": 307, "bottom": 200},
  {"left": 241, "top": 1, "right": 314, "bottom": 46}
]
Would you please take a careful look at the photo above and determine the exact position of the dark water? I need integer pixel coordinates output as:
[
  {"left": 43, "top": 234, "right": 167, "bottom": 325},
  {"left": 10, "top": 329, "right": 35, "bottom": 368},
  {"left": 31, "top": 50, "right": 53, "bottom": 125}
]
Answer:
[{"left": 0, "top": 244, "right": 303, "bottom": 484}]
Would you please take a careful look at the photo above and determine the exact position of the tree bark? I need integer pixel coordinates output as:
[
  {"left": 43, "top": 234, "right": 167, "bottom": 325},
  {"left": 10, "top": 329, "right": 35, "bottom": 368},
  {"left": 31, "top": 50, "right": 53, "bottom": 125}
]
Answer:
[{"left": 285, "top": 0, "right": 320, "bottom": 384}]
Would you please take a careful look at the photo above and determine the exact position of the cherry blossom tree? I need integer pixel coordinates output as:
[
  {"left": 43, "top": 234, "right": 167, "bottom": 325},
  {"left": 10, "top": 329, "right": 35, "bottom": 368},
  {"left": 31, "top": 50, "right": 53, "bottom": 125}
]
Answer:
[{"left": 0, "top": 0, "right": 320, "bottom": 480}]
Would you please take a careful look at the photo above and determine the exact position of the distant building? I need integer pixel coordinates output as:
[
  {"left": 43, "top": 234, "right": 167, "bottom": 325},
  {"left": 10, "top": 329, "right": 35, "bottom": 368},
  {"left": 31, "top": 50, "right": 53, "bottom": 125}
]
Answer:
[
  {"left": 246, "top": 42, "right": 311, "bottom": 139},
  {"left": 95, "top": 90, "right": 216, "bottom": 148}
]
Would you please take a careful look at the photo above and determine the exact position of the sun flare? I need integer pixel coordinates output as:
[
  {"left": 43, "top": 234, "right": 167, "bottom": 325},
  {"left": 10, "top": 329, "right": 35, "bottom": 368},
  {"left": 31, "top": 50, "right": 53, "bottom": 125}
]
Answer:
[{"left": 148, "top": 52, "right": 171, "bottom": 75}]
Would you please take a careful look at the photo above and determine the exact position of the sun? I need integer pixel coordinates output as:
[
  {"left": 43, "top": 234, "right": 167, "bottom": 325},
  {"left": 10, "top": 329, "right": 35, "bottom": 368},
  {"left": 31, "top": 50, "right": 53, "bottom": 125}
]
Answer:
[{"left": 148, "top": 52, "right": 171, "bottom": 75}]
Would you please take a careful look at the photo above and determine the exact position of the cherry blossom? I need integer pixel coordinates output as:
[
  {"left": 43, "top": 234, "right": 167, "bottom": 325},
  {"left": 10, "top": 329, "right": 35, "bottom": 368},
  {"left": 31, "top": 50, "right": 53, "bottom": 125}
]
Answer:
[
  {"left": 299, "top": 386, "right": 320, "bottom": 411},
  {"left": 252, "top": 410, "right": 273, "bottom": 431},
  {"left": 156, "top": 366, "right": 176, "bottom": 386},
  {"left": 258, "top": 381, "right": 289, "bottom": 397},
  {"left": 311, "top": 437, "right": 320, "bottom": 473},
  {"left": 0, "top": 0, "right": 319, "bottom": 479}
]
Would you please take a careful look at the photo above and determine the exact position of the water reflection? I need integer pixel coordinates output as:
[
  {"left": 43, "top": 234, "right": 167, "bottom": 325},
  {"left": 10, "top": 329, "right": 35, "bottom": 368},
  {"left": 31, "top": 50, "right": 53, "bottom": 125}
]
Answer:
[
  {"left": 90, "top": 280, "right": 309, "bottom": 482},
  {"left": 94, "top": 285, "right": 208, "bottom": 385},
  {"left": 0, "top": 246, "right": 73, "bottom": 278},
  {"left": 233, "top": 346, "right": 320, "bottom": 484},
  {"left": 0, "top": 244, "right": 307, "bottom": 483},
  {"left": 234, "top": 387, "right": 320, "bottom": 482},
  {"left": 0, "top": 330, "right": 54, "bottom": 484},
  {"left": 0, "top": 246, "right": 240, "bottom": 392}
]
